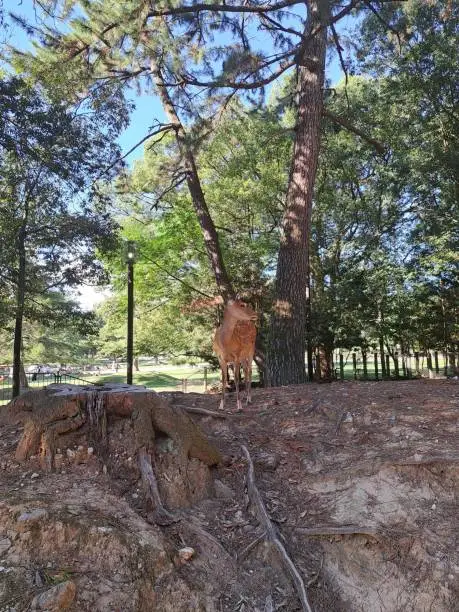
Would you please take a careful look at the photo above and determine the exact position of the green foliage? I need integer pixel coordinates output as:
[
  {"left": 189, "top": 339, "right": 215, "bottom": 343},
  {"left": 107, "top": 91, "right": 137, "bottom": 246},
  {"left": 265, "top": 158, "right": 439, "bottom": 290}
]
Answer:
[
  {"left": 310, "top": 0, "right": 458, "bottom": 354},
  {"left": 0, "top": 75, "right": 122, "bottom": 364},
  {"left": 8, "top": 0, "right": 456, "bottom": 365}
]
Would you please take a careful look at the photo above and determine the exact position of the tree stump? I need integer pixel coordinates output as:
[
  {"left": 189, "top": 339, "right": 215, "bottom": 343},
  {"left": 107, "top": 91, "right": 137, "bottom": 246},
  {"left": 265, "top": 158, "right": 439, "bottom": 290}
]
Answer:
[{"left": 1, "top": 384, "right": 222, "bottom": 524}]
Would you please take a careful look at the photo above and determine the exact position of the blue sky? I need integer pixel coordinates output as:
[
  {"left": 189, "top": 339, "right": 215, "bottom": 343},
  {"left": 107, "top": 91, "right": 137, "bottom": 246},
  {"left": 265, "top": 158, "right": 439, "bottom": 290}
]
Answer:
[{"left": 4, "top": 0, "right": 350, "bottom": 167}]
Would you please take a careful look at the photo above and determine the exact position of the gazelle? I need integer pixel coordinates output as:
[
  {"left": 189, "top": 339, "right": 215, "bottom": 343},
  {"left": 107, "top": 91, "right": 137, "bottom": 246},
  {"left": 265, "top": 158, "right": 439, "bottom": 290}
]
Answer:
[{"left": 213, "top": 300, "right": 257, "bottom": 411}]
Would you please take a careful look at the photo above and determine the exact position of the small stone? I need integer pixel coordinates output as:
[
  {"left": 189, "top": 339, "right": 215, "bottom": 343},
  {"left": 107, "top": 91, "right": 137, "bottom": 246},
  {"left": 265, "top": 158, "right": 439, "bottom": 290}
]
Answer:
[
  {"left": 30, "top": 473, "right": 40, "bottom": 479},
  {"left": 30, "top": 579, "right": 76, "bottom": 611},
  {"left": 17, "top": 508, "right": 48, "bottom": 529},
  {"left": 66, "top": 449, "right": 75, "bottom": 459},
  {"left": 178, "top": 547, "right": 195, "bottom": 563},
  {"left": 255, "top": 452, "right": 280, "bottom": 471},
  {"left": 0, "top": 538, "right": 12, "bottom": 555},
  {"left": 431, "top": 503, "right": 437, "bottom": 510},
  {"left": 102, "top": 465, "right": 108, "bottom": 474},
  {"left": 87, "top": 447, "right": 94, "bottom": 455}
]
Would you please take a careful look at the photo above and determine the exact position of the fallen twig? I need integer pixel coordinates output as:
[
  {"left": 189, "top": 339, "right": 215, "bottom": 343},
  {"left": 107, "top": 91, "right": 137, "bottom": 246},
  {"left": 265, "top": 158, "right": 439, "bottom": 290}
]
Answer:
[
  {"left": 237, "top": 532, "right": 265, "bottom": 562},
  {"left": 335, "top": 408, "right": 348, "bottom": 434},
  {"left": 296, "top": 525, "right": 379, "bottom": 538},
  {"left": 180, "top": 405, "right": 228, "bottom": 419},
  {"left": 241, "top": 445, "right": 313, "bottom": 612},
  {"left": 307, "top": 555, "right": 324, "bottom": 588}
]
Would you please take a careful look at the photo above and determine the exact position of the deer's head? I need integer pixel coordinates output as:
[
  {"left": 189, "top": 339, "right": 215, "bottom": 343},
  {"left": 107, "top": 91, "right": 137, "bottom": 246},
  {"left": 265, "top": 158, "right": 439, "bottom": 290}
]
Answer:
[{"left": 226, "top": 300, "right": 258, "bottom": 322}]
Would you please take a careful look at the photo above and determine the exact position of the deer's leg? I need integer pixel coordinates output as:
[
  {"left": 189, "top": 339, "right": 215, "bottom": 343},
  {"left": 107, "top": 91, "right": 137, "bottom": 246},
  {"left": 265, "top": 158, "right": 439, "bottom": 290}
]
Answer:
[
  {"left": 244, "top": 359, "right": 253, "bottom": 405},
  {"left": 218, "top": 358, "right": 227, "bottom": 410},
  {"left": 234, "top": 360, "right": 242, "bottom": 412}
]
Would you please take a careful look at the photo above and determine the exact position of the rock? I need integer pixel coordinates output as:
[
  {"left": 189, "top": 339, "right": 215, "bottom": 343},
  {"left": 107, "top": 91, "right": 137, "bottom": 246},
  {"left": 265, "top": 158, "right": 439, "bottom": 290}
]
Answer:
[
  {"left": 178, "top": 547, "right": 195, "bottom": 563},
  {"left": 17, "top": 508, "right": 48, "bottom": 530},
  {"left": 214, "top": 479, "right": 235, "bottom": 500},
  {"left": 254, "top": 452, "right": 280, "bottom": 471},
  {"left": 0, "top": 537, "right": 12, "bottom": 554},
  {"left": 30, "top": 580, "right": 76, "bottom": 611}
]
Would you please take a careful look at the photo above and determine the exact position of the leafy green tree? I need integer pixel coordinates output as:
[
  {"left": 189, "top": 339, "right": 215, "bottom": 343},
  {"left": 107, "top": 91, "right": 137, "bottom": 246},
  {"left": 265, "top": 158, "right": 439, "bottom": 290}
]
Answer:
[
  {"left": 0, "top": 76, "right": 121, "bottom": 395},
  {"left": 10, "top": 0, "right": 402, "bottom": 386},
  {"left": 355, "top": 0, "right": 459, "bottom": 352}
]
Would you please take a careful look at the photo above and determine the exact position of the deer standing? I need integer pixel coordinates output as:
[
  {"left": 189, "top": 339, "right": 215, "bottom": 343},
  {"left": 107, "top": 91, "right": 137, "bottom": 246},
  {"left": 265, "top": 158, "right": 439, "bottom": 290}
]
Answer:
[{"left": 213, "top": 300, "right": 257, "bottom": 411}]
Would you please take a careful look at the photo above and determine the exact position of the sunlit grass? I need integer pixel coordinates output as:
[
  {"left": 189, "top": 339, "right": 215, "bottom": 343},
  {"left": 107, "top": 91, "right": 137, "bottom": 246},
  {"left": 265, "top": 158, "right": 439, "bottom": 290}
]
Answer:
[{"left": 0, "top": 365, "right": 222, "bottom": 405}]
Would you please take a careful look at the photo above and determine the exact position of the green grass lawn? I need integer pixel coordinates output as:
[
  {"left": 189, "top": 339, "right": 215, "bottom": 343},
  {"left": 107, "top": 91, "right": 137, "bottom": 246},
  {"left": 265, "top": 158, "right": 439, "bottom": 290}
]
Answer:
[
  {"left": 0, "top": 366, "right": 222, "bottom": 405},
  {"left": 0, "top": 355, "right": 451, "bottom": 406}
]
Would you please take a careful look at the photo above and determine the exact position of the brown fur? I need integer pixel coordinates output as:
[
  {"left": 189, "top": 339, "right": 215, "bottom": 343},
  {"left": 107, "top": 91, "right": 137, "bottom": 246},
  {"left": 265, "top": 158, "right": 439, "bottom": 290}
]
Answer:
[{"left": 213, "top": 300, "right": 257, "bottom": 411}]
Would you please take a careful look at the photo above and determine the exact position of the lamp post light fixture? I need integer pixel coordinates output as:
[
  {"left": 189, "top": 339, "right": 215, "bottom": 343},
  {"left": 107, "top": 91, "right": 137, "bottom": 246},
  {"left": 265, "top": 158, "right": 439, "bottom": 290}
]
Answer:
[{"left": 124, "top": 241, "right": 137, "bottom": 385}]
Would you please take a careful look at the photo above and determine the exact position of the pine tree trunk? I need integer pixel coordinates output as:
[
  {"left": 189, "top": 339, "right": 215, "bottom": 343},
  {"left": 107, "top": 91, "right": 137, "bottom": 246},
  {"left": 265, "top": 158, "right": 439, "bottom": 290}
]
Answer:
[
  {"left": 267, "top": 0, "right": 329, "bottom": 386},
  {"left": 12, "top": 218, "right": 27, "bottom": 398},
  {"left": 149, "top": 57, "right": 234, "bottom": 302}
]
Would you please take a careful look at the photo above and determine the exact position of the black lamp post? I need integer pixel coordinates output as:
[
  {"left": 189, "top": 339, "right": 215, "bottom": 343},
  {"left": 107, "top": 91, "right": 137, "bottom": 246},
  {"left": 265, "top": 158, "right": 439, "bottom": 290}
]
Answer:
[{"left": 124, "top": 241, "right": 136, "bottom": 385}]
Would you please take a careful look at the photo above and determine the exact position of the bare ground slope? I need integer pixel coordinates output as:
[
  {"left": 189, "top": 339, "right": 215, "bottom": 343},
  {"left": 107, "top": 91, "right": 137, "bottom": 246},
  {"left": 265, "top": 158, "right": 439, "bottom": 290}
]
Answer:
[{"left": 0, "top": 379, "right": 458, "bottom": 611}]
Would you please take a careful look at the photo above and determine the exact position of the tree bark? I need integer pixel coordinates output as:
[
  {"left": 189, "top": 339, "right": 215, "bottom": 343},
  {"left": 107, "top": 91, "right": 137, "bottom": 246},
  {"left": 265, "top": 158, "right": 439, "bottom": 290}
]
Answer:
[
  {"left": 149, "top": 55, "right": 235, "bottom": 302},
  {"left": 267, "top": 0, "right": 329, "bottom": 386},
  {"left": 12, "top": 215, "right": 27, "bottom": 398},
  {"left": 317, "top": 344, "right": 333, "bottom": 381}
]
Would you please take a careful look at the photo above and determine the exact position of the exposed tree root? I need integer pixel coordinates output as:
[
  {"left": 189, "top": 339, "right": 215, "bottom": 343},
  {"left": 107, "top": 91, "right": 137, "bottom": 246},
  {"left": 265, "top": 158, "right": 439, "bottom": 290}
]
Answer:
[
  {"left": 241, "top": 445, "right": 313, "bottom": 612},
  {"left": 139, "top": 447, "right": 180, "bottom": 525}
]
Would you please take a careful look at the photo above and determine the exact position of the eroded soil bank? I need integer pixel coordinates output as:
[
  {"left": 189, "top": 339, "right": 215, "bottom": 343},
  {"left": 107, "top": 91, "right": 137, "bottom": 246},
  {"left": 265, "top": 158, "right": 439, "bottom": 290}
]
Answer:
[{"left": 1, "top": 379, "right": 458, "bottom": 611}]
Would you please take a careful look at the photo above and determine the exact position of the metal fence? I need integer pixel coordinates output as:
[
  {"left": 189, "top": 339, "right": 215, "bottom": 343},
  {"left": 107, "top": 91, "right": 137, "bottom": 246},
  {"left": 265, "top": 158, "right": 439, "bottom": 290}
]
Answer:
[
  {"left": 0, "top": 372, "right": 96, "bottom": 405},
  {"left": 2, "top": 350, "right": 456, "bottom": 405},
  {"left": 330, "top": 349, "right": 459, "bottom": 381},
  {"left": 0, "top": 368, "right": 218, "bottom": 405}
]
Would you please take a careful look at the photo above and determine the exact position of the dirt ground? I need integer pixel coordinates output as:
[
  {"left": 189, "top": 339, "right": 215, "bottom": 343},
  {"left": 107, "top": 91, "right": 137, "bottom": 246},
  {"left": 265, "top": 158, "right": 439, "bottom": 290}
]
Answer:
[{"left": 0, "top": 379, "right": 458, "bottom": 611}]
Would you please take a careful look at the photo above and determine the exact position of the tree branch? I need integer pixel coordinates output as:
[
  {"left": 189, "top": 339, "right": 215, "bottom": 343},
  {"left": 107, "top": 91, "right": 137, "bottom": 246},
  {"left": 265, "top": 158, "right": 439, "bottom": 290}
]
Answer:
[
  {"left": 323, "top": 108, "right": 386, "bottom": 154},
  {"left": 141, "top": 254, "right": 215, "bottom": 299},
  {"left": 96, "top": 125, "right": 175, "bottom": 178},
  {"left": 147, "top": 0, "right": 303, "bottom": 18},
  {"left": 330, "top": 23, "right": 349, "bottom": 88}
]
